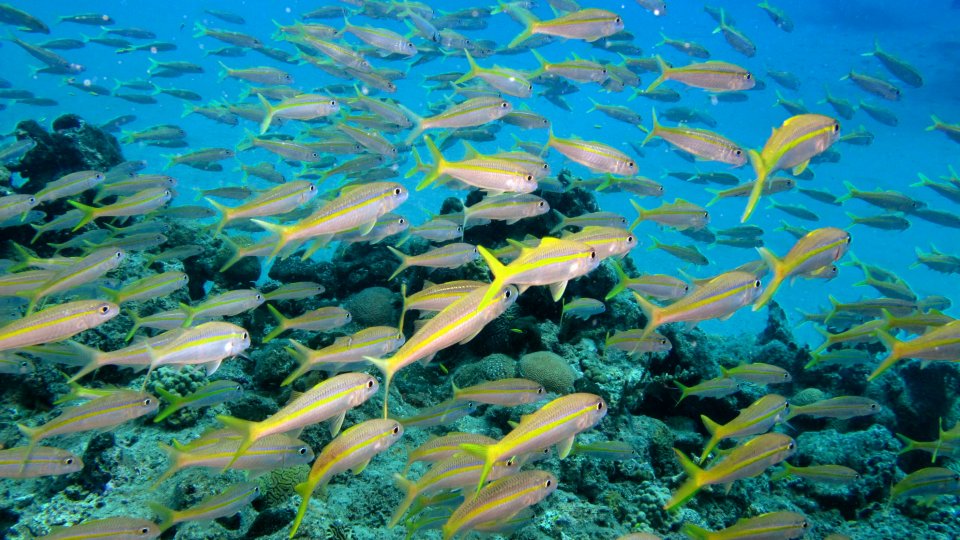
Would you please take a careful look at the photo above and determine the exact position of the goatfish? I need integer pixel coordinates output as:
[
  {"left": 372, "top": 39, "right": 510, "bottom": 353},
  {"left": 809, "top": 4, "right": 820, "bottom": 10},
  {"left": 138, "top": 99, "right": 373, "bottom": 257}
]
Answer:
[
  {"left": 262, "top": 282, "right": 326, "bottom": 302},
  {"left": 642, "top": 110, "right": 747, "bottom": 166},
  {"left": 179, "top": 289, "right": 263, "bottom": 327},
  {"left": 252, "top": 182, "right": 409, "bottom": 259},
  {"left": 674, "top": 376, "right": 740, "bottom": 405},
  {"left": 257, "top": 94, "right": 338, "bottom": 134},
  {"left": 547, "top": 131, "right": 636, "bottom": 176},
  {"left": 366, "top": 284, "right": 518, "bottom": 416},
  {"left": 451, "top": 378, "right": 546, "bottom": 406},
  {"left": 771, "top": 463, "right": 861, "bottom": 484},
  {"left": 34, "top": 518, "right": 161, "bottom": 540},
  {"left": 630, "top": 198, "right": 709, "bottom": 231},
  {"left": 459, "top": 393, "right": 607, "bottom": 493},
  {"left": 387, "top": 243, "right": 479, "bottom": 281},
  {"left": 0, "top": 300, "right": 119, "bottom": 353},
  {"left": 707, "top": 177, "right": 796, "bottom": 206},
  {"left": 281, "top": 327, "right": 404, "bottom": 385},
  {"left": 721, "top": 362, "right": 792, "bottom": 385},
  {"left": 217, "top": 372, "right": 379, "bottom": 467},
  {"left": 507, "top": 8, "right": 624, "bottom": 48},
  {"left": 411, "top": 136, "right": 537, "bottom": 194},
  {"left": 742, "top": 114, "right": 840, "bottom": 222},
  {"left": 561, "top": 226, "right": 637, "bottom": 261},
  {"left": 68, "top": 187, "right": 173, "bottom": 230},
  {"left": 290, "top": 419, "right": 404, "bottom": 538},
  {"left": 34, "top": 170, "right": 105, "bottom": 205},
  {"left": 456, "top": 50, "right": 532, "bottom": 97},
  {"left": 681, "top": 511, "right": 808, "bottom": 540},
  {"left": 665, "top": 433, "right": 796, "bottom": 510},
  {"left": 18, "top": 390, "right": 158, "bottom": 460},
  {"left": 632, "top": 271, "right": 763, "bottom": 339},
  {"left": 868, "top": 321, "right": 960, "bottom": 380},
  {"left": 207, "top": 180, "right": 318, "bottom": 235},
  {"left": 699, "top": 394, "right": 790, "bottom": 461},
  {"left": 403, "top": 432, "right": 497, "bottom": 474},
  {"left": 560, "top": 297, "right": 605, "bottom": 324},
  {"left": 152, "top": 433, "right": 313, "bottom": 486},
  {"left": 754, "top": 227, "right": 851, "bottom": 310},
  {"left": 150, "top": 482, "right": 260, "bottom": 532},
  {"left": 478, "top": 237, "right": 600, "bottom": 302},
  {"left": 0, "top": 446, "right": 83, "bottom": 478},
  {"left": 19, "top": 247, "right": 125, "bottom": 314},
  {"left": 890, "top": 467, "right": 960, "bottom": 502},
  {"left": 647, "top": 56, "right": 754, "bottom": 93},
  {"left": 154, "top": 380, "right": 243, "bottom": 423},
  {"left": 398, "top": 399, "right": 477, "bottom": 429},
  {"left": 403, "top": 96, "right": 513, "bottom": 143},
  {"left": 442, "top": 470, "right": 558, "bottom": 540},
  {"left": 262, "top": 305, "right": 351, "bottom": 343},
  {"left": 389, "top": 452, "right": 519, "bottom": 528},
  {"left": 605, "top": 259, "right": 688, "bottom": 301},
  {"left": 605, "top": 329, "right": 673, "bottom": 358},
  {"left": 101, "top": 271, "right": 188, "bottom": 304},
  {"left": 401, "top": 280, "right": 486, "bottom": 315},
  {"left": 786, "top": 396, "right": 881, "bottom": 420},
  {"left": 141, "top": 322, "right": 251, "bottom": 385}
]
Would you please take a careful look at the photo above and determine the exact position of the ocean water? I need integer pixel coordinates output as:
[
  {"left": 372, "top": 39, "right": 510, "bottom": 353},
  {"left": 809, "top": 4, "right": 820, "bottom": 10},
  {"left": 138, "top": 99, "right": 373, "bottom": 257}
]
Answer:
[{"left": 1, "top": 0, "right": 959, "bottom": 539}]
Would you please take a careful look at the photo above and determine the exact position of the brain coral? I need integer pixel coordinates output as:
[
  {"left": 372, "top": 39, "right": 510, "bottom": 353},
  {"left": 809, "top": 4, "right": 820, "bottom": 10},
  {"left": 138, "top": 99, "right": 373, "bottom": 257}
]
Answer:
[
  {"left": 519, "top": 351, "right": 578, "bottom": 393},
  {"left": 343, "top": 286, "right": 398, "bottom": 326}
]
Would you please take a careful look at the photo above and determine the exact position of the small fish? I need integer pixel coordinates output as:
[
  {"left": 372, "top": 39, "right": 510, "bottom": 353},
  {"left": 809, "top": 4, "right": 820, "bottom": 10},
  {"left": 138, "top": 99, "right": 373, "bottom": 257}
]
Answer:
[
  {"left": 647, "top": 56, "right": 754, "bottom": 93},
  {"left": 101, "top": 271, "right": 188, "bottom": 304},
  {"left": 712, "top": 11, "right": 756, "bottom": 57},
  {"left": 642, "top": 110, "right": 746, "bottom": 166},
  {"left": 699, "top": 394, "right": 790, "bottom": 461},
  {"left": 153, "top": 380, "right": 243, "bottom": 423},
  {"left": 150, "top": 482, "right": 260, "bottom": 531},
  {"left": 442, "top": 470, "right": 557, "bottom": 539},
  {"left": 179, "top": 289, "right": 263, "bottom": 327},
  {"left": 153, "top": 433, "right": 313, "bottom": 485},
  {"left": 786, "top": 396, "right": 881, "bottom": 420},
  {"left": 547, "top": 131, "right": 636, "bottom": 176},
  {"left": 0, "top": 300, "right": 118, "bottom": 352},
  {"left": 398, "top": 399, "right": 478, "bottom": 428},
  {"left": 771, "top": 463, "right": 860, "bottom": 484},
  {"left": 682, "top": 511, "right": 808, "bottom": 540},
  {"left": 674, "top": 377, "right": 740, "bottom": 405},
  {"left": 387, "top": 243, "right": 479, "bottom": 280},
  {"left": 721, "top": 363, "right": 792, "bottom": 385},
  {"left": 649, "top": 238, "right": 709, "bottom": 266},
  {"left": 479, "top": 237, "right": 600, "bottom": 302},
  {"left": 262, "top": 281, "right": 325, "bottom": 301},
  {"left": 605, "top": 329, "right": 673, "bottom": 358},
  {"left": 631, "top": 198, "right": 709, "bottom": 231},
  {"left": 759, "top": 2, "right": 795, "bottom": 31},
  {"left": 452, "top": 378, "right": 546, "bottom": 406},
  {"left": 890, "top": 467, "right": 960, "bottom": 502},
  {"left": 561, "top": 297, "right": 605, "bottom": 324},
  {"left": 460, "top": 393, "right": 607, "bottom": 492},
  {"left": 0, "top": 446, "right": 82, "bottom": 479},
  {"left": 606, "top": 260, "right": 688, "bottom": 301},
  {"left": 35, "top": 517, "right": 160, "bottom": 540},
  {"left": 69, "top": 188, "right": 173, "bottom": 231},
  {"left": 508, "top": 8, "right": 624, "bottom": 48},
  {"left": 290, "top": 419, "right": 403, "bottom": 537},
  {"left": 262, "top": 305, "right": 351, "bottom": 343},
  {"left": 862, "top": 39, "right": 922, "bottom": 87},
  {"left": 666, "top": 433, "right": 795, "bottom": 510},
  {"left": 208, "top": 180, "right": 317, "bottom": 235},
  {"left": 754, "top": 227, "right": 851, "bottom": 310},
  {"left": 842, "top": 70, "right": 901, "bottom": 100}
]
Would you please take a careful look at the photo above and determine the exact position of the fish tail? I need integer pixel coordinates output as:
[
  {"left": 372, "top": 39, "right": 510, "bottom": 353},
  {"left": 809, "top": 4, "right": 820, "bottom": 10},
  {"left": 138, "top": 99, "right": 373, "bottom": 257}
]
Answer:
[
  {"left": 386, "top": 246, "right": 409, "bottom": 281},
  {"left": 147, "top": 501, "right": 176, "bottom": 532},
  {"left": 673, "top": 381, "right": 690, "bottom": 405},
  {"left": 644, "top": 55, "right": 669, "bottom": 93},
  {"left": 281, "top": 340, "right": 316, "bottom": 387},
  {"left": 191, "top": 21, "right": 207, "bottom": 39},
  {"left": 178, "top": 302, "right": 198, "bottom": 328},
  {"left": 290, "top": 481, "right": 314, "bottom": 538},
  {"left": 705, "top": 188, "right": 723, "bottom": 207},
  {"left": 150, "top": 443, "right": 180, "bottom": 488},
  {"left": 453, "top": 49, "right": 478, "bottom": 85},
  {"left": 66, "top": 199, "right": 98, "bottom": 231},
  {"left": 217, "top": 61, "right": 231, "bottom": 82},
  {"left": 507, "top": 18, "right": 538, "bottom": 49},
  {"left": 262, "top": 304, "right": 288, "bottom": 343},
  {"left": 894, "top": 433, "right": 923, "bottom": 456},
  {"left": 769, "top": 463, "right": 793, "bottom": 481},
  {"left": 251, "top": 219, "right": 290, "bottom": 261},
  {"left": 218, "top": 236, "right": 245, "bottom": 273},
  {"left": 459, "top": 442, "right": 497, "bottom": 494},
  {"left": 627, "top": 198, "right": 645, "bottom": 231},
  {"left": 640, "top": 108, "right": 659, "bottom": 146},
  {"left": 152, "top": 386, "right": 182, "bottom": 423},
  {"left": 364, "top": 356, "right": 394, "bottom": 418},
  {"left": 663, "top": 448, "right": 704, "bottom": 511},
  {"left": 124, "top": 309, "right": 143, "bottom": 342},
  {"left": 631, "top": 291, "right": 661, "bottom": 340},
  {"left": 205, "top": 197, "right": 233, "bottom": 236},
  {"left": 65, "top": 342, "right": 105, "bottom": 383},
  {"left": 910, "top": 173, "right": 931, "bottom": 188},
  {"left": 415, "top": 136, "right": 445, "bottom": 190},
  {"left": 397, "top": 282, "right": 409, "bottom": 333},
  {"left": 388, "top": 474, "right": 419, "bottom": 528},
  {"left": 215, "top": 414, "right": 259, "bottom": 468},
  {"left": 926, "top": 115, "right": 942, "bottom": 131},
  {"left": 752, "top": 246, "right": 785, "bottom": 310},
  {"left": 680, "top": 523, "right": 711, "bottom": 540},
  {"left": 698, "top": 415, "right": 721, "bottom": 462},
  {"left": 604, "top": 258, "right": 630, "bottom": 301},
  {"left": 476, "top": 246, "right": 509, "bottom": 303},
  {"left": 740, "top": 149, "right": 767, "bottom": 223},
  {"left": 867, "top": 329, "right": 903, "bottom": 381},
  {"left": 257, "top": 94, "right": 275, "bottom": 135}
]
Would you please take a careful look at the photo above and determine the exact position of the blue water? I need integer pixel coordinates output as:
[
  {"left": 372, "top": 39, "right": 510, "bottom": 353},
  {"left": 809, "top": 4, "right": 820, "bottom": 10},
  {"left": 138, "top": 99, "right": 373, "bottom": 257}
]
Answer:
[{"left": 2, "top": 0, "right": 960, "bottom": 537}]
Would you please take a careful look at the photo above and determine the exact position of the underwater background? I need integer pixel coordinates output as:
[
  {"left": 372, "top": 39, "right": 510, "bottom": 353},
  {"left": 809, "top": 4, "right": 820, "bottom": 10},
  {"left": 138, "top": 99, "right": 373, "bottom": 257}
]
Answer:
[{"left": 1, "top": 0, "right": 959, "bottom": 538}]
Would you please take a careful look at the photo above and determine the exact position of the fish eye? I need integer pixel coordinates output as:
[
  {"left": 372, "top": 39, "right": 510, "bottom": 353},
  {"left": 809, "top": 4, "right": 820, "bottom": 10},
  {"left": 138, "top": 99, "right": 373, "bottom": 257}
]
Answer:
[
  {"left": 735, "top": 150, "right": 742, "bottom": 155},
  {"left": 99, "top": 304, "right": 111, "bottom": 314},
  {"left": 801, "top": 522, "right": 809, "bottom": 529},
  {"left": 538, "top": 201, "right": 545, "bottom": 207},
  {"left": 312, "top": 152, "right": 320, "bottom": 158},
  {"left": 241, "top": 332, "right": 249, "bottom": 340},
  {"left": 526, "top": 175, "right": 534, "bottom": 181},
  {"left": 788, "top": 442, "right": 795, "bottom": 450},
  {"left": 504, "top": 289, "right": 512, "bottom": 299},
  {"left": 256, "top": 294, "right": 263, "bottom": 300},
  {"left": 545, "top": 479, "right": 552, "bottom": 487},
  {"left": 500, "top": 101, "right": 509, "bottom": 108},
  {"left": 615, "top": 16, "right": 622, "bottom": 23},
  {"left": 394, "top": 188, "right": 403, "bottom": 195},
  {"left": 745, "top": 73, "right": 752, "bottom": 79},
  {"left": 298, "top": 447, "right": 308, "bottom": 455},
  {"left": 703, "top": 211, "right": 708, "bottom": 218},
  {"left": 310, "top": 185, "right": 317, "bottom": 192},
  {"left": 64, "top": 457, "right": 74, "bottom": 465},
  {"left": 753, "top": 280, "right": 761, "bottom": 288},
  {"left": 627, "top": 235, "right": 635, "bottom": 242},
  {"left": 537, "top": 387, "right": 544, "bottom": 393},
  {"left": 140, "top": 527, "right": 150, "bottom": 534},
  {"left": 20, "top": 361, "right": 28, "bottom": 368},
  {"left": 400, "top": 218, "right": 407, "bottom": 224},
  {"left": 596, "top": 401, "right": 604, "bottom": 410},
  {"left": 870, "top": 403, "right": 878, "bottom": 409},
  {"left": 392, "top": 425, "right": 400, "bottom": 434},
  {"left": 660, "top": 338, "right": 668, "bottom": 345},
  {"left": 164, "top": 190, "right": 171, "bottom": 196},
  {"left": 627, "top": 161, "right": 635, "bottom": 168},
  {"left": 143, "top": 398, "right": 152, "bottom": 406},
  {"left": 28, "top": 196, "right": 36, "bottom": 203},
  {"left": 367, "top": 379, "right": 375, "bottom": 388},
  {"left": 833, "top": 123, "right": 840, "bottom": 132},
  {"left": 783, "top": 373, "right": 790, "bottom": 379},
  {"left": 589, "top": 250, "right": 597, "bottom": 259}
]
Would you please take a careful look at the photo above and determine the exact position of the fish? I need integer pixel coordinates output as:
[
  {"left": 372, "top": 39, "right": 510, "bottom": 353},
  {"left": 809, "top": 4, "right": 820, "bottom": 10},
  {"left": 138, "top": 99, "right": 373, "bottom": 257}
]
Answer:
[
  {"left": 460, "top": 393, "right": 607, "bottom": 492},
  {"left": 456, "top": 50, "right": 532, "bottom": 97},
  {"left": 842, "top": 71, "right": 901, "bottom": 101},
  {"left": 398, "top": 399, "right": 478, "bottom": 429},
  {"left": 478, "top": 237, "right": 600, "bottom": 302},
  {"left": 404, "top": 96, "right": 513, "bottom": 143},
  {"left": 742, "top": 114, "right": 840, "bottom": 221},
  {"left": 262, "top": 281, "right": 326, "bottom": 301},
  {"left": 0, "top": 300, "right": 119, "bottom": 352},
  {"left": 442, "top": 470, "right": 558, "bottom": 539},
  {"left": 647, "top": 56, "right": 754, "bottom": 93},
  {"left": 0, "top": 4, "right": 50, "bottom": 33},
  {"left": 605, "top": 329, "right": 673, "bottom": 358},
  {"left": 786, "top": 396, "right": 881, "bottom": 420},
  {"left": 721, "top": 363, "right": 792, "bottom": 385},
  {"left": 712, "top": 10, "right": 756, "bottom": 57},
  {"left": 101, "top": 271, "right": 188, "bottom": 305},
  {"left": 35, "top": 518, "right": 160, "bottom": 540},
  {"left": 630, "top": 198, "right": 709, "bottom": 231},
  {"left": 179, "top": 289, "right": 263, "bottom": 327},
  {"left": 682, "top": 511, "right": 808, "bottom": 540},
  {"left": 366, "top": 284, "right": 518, "bottom": 416},
  {"left": 451, "top": 378, "right": 546, "bottom": 406},
  {"left": 262, "top": 305, "right": 352, "bottom": 343},
  {"left": 606, "top": 259, "right": 688, "bottom": 301},
  {"left": 642, "top": 110, "right": 746, "bottom": 166},
  {"left": 699, "top": 394, "right": 790, "bottom": 461},
  {"left": 149, "top": 482, "right": 260, "bottom": 531},
  {"left": 0, "top": 446, "right": 82, "bottom": 478},
  {"left": 649, "top": 238, "right": 710, "bottom": 266},
  {"left": 387, "top": 243, "right": 479, "bottom": 280},
  {"left": 290, "top": 419, "right": 404, "bottom": 537},
  {"left": 890, "top": 467, "right": 960, "bottom": 502},
  {"left": 633, "top": 271, "right": 762, "bottom": 338},
  {"left": 69, "top": 188, "right": 173, "bottom": 230},
  {"left": 771, "top": 463, "right": 861, "bottom": 484},
  {"left": 412, "top": 136, "right": 537, "bottom": 194},
  {"left": 547, "top": 131, "right": 636, "bottom": 176},
  {"left": 560, "top": 297, "right": 605, "bottom": 323},
  {"left": 281, "top": 327, "right": 404, "bottom": 385},
  {"left": 754, "top": 227, "right": 851, "bottom": 310},
  {"left": 674, "top": 376, "right": 740, "bottom": 404},
  {"left": 666, "top": 433, "right": 796, "bottom": 510},
  {"left": 216, "top": 372, "right": 379, "bottom": 466},
  {"left": 153, "top": 380, "right": 244, "bottom": 423},
  {"left": 508, "top": 8, "right": 624, "bottom": 48}
]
